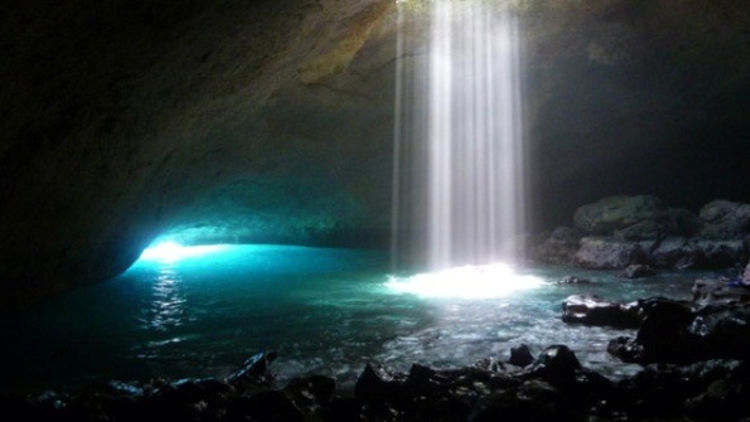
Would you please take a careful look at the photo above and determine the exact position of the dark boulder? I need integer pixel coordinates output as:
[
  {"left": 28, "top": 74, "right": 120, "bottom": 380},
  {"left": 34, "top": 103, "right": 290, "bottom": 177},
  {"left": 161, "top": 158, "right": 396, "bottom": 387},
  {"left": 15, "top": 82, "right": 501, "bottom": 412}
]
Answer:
[
  {"left": 354, "top": 362, "right": 405, "bottom": 403},
  {"left": 699, "top": 200, "right": 750, "bottom": 240},
  {"left": 574, "top": 195, "right": 663, "bottom": 235},
  {"left": 470, "top": 380, "right": 575, "bottom": 422},
  {"left": 561, "top": 295, "right": 642, "bottom": 329},
  {"left": 574, "top": 237, "right": 650, "bottom": 269},
  {"left": 693, "top": 239, "right": 747, "bottom": 268},
  {"left": 226, "top": 391, "right": 303, "bottom": 422},
  {"left": 509, "top": 344, "right": 535, "bottom": 367},
  {"left": 617, "top": 264, "right": 655, "bottom": 279},
  {"left": 530, "top": 345, "right": 582, "bottom": 384}
]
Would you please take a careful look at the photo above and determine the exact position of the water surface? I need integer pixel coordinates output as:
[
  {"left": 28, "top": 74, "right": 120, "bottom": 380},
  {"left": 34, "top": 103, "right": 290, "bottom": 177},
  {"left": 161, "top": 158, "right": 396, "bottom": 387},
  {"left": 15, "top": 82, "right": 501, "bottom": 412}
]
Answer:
[{"left": 0, "top": 245, "right": 715, "bottom": 393}]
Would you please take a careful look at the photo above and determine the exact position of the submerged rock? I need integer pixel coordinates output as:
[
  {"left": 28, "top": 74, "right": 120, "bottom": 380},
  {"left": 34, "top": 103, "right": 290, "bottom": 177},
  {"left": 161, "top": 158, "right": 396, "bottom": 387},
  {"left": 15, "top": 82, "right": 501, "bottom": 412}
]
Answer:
[{"left": 561, "top": 295, "right": 642, "bottom": 329}]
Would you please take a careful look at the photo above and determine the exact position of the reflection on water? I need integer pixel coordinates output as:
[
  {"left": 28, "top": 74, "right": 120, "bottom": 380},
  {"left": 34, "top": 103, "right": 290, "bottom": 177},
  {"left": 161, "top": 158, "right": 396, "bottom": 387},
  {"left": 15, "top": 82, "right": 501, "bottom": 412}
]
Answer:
[{"left": 138, "top": 267, "right": 187, "bottom": 331}]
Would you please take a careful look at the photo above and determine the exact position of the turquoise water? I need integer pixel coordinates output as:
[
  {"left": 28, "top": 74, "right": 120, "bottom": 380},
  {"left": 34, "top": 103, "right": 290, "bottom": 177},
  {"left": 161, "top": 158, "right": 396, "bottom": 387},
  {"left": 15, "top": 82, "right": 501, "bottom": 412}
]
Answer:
[{"left": 0, "top": 245, "right": 714, "bottom": 394}]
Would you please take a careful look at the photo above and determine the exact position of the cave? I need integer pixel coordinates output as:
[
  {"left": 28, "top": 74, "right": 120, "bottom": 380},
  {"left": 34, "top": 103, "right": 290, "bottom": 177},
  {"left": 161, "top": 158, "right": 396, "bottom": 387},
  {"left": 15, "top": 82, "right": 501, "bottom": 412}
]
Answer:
[{"left": 2, "top": 0, "right": 750, "bottom": 420}]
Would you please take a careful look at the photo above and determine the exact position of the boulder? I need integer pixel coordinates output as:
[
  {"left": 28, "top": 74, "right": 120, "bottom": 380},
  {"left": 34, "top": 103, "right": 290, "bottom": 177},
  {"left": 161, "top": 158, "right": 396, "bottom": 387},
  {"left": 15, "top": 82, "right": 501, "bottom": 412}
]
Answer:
[
  {"left": 692, "top": 239, "right": 747, "bottom": 268},
  {"left": 531, "top": 345, "right": 582, "bottom": 382},
  {"left": 615, "top": 220, "right": 668, "bottom": 241},
  {"left": 699, "top": 200, "right": 750, "bottom": 239},
  {"left": 534, "top": 226, "right": 581, "bottom": 264},
  {"left": 354, "top": 362, "right": 404, "bottom": 403},
  {"left": 744, "top": 261, "right": 750, "bottom": 283},
  {"left": 649, "top": 237, "right": 702, "bottom": 269},
  {"left": 283, "top": 375, "right": 335, "bottom": 414},
  {"left": 574, "top": 237, "right": 650, "bottom": 269},
  {"left": 573, "top": 195, "right": 663, "bottom": 235},
  {"left": 561, "top": 295, "right": 642, "bottom": 329},
  {"left": 657, "top": 208, "right": 703, "bottom": 237},
  {"left": 617, "top": 264, "right": 655, "bottom": 279},
  {"left": 509, "top": 344, "right": 535, "bottom": 367},
  {"left": 226, "top": 351, "right": 277, "bottom": 387}
]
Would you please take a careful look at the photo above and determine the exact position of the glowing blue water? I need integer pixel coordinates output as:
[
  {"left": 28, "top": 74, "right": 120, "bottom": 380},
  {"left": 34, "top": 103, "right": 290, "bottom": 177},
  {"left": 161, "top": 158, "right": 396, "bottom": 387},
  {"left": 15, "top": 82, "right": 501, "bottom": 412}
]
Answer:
[{"left": 0, "top": 245, "right": 714, "bottom": 393}]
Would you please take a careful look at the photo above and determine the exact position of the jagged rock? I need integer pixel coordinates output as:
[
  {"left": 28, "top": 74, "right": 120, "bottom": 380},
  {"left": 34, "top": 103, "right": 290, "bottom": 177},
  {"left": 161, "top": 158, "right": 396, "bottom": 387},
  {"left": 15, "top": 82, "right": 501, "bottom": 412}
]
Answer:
[
  {"left": 556, "top": 275, "right": 591, "bottom": 285},
  {"left": 509, "top": 344, "right": 535, "bottom": 367},
  {"left": 574, "top": 195, "right": 663, "bottom": 235},
  {"left": 226, "top": 351, "right": 277, "bottom": 387},
  {"left": 699, "top": 200, "right": 750, "bottom": 239},
  {"left": 692, "top": 279, "right": 750, "bottom": 307},
  {"left": 354, "top": 362, "right": 405, "bottom": 403},
  {"left": 574, "top": 237, "right": 650, "bottom": 269},
  {"left": 562, "top": 295, "right": 642, "bottom": 329},
  {"left": 618, "top": 264, "right": 655, "bottom": 279},
  {"left": 534, "top": 226, "right": 581, "bottom": 264}
]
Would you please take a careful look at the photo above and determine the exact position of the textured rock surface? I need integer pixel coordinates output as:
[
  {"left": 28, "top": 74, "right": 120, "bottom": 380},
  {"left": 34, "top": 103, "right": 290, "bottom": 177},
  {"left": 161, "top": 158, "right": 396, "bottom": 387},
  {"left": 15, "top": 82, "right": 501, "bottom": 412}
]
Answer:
[{"left": 2, "top": 1, "right": 750, "bottom": 307}]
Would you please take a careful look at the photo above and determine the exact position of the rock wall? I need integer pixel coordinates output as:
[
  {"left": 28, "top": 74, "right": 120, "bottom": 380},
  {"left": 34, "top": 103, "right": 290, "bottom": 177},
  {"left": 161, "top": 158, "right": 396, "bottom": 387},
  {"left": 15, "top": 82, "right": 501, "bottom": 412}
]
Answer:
[{"left": 2, "top": 0, "right": 750, "bottom": 307}]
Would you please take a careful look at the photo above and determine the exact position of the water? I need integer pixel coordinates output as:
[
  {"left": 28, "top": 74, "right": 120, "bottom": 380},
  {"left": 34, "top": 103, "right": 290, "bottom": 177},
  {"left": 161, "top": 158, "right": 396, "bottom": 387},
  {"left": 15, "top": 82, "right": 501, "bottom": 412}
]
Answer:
[
  {"left": 392, "top": 1, "right": 527, "bottom": 269},
  {"left": 0, "top": 244, "right": 714, "bottom": 394}
]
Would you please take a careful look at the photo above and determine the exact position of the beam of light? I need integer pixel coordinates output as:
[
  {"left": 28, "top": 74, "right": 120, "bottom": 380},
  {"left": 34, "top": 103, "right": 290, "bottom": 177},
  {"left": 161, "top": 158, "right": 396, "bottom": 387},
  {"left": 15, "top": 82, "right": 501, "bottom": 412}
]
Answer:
[
  {"left": 139, "top": 241, "right": 228, "bottom": 263},
  {"left": 385, "top": 263, "right": 543, "bottom": 299},
  {"left": 392, "top": 1, "right": 527, "bottom": 270}
]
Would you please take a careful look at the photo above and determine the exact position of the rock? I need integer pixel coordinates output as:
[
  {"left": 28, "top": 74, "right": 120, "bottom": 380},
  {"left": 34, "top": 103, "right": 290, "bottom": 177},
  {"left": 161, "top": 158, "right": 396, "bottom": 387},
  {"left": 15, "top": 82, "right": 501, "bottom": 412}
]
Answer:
[
  {"left": 226, "top": 351, "right": 277, "bottom": 387},
  {"left": 574, "top": 237, "right": 650, "bottom": 269},
  {"left": 556, "top": 275, "right": 591, "bottom": 285},
  {"left": 692, "top": 239, "right": 747, "bottom": 268},
  {"left": 615, "top": 220, "right": 668, "bottom": 241},
  {"left": 354, "top": 362, "right": 404, "bottom": 403},
  {"left": 283, "top": 375, "right": 335, "bottom": 414},
  {"left": 509, "top": 344, "right": 535, "bottom": 367},
  {"left": 658, "top": 208, "right": 703, "bottom": 237},
  {"left": 470, "top": 380, "right": 574, "bottom": 422},
  {"left": 534, "top": 226, "right": 581, "bottom": 264},
  {"left": 617, "top": 264, "right": 655, "bottom": 279},
  {"left": 561, "top": 295, "right": 642, "bottom": 329},
  {"left": 226, "top": 391, "right": 303, "bottom": 422},
  {"left": 699, "top": 200, "right": 750, "bottom": 239},
  {"left": 650, "top": 237, "right": 702, "bottom": 269},
  {"left": 531, "top": 345, "right": 581, "bottom": 383},
  {"left": 744, "top": 261, "right": 750, "bottom": 282},
  {"left": 692, "top": 279, "right": 750, "bottom": 307},
  {"left": 573, "top": 195, "right": 663, "bottom": 235}
]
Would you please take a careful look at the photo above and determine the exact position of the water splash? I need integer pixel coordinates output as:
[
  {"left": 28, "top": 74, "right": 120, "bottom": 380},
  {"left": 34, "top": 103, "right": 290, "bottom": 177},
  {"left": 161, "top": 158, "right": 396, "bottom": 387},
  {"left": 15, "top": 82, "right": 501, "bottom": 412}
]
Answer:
[{"left": 392, "top": 1, "right": 527, "bottom": 270}]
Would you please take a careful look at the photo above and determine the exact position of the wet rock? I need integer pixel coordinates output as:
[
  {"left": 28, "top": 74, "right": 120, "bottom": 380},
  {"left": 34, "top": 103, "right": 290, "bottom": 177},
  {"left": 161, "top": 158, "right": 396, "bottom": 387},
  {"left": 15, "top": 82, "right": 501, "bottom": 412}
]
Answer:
[
  {"left": 355, "top": 362, "right": 405, "bottom": 403},
  {"left": 227, "top": 351, "right": 277, "bottom": 387},
  {"left": 534, "top": 226, "right": 582, "bottom": 264},
  {"left": 556, "top": 275, "right": 591, "bottom": 285},
  {"left": 699, "top": 200, "right": 750, "bottom": 240},
  {"left": 692, "top": 278, "right": 750, "bottom": 307},
  {"left": 574, "top": 237, "right": 650, "bottom": 269},
  {"left": 562, "top": 295, "right": 642, "bottom": 329},
  {"left": 283, "top": 375, "right": 335, "bottom": 414},
  {"left": 530, "top": 345, "right": 582, "bottom": 386},
  {"left": 470, "top": 380, "right": 575, "bottom": 422},
  {"left": 574, "top": 195, "right": 663, "bottom": 235},
  {"left": 617, "top": 264, "right": 655, "bottom": 278},
  {"left": 509, "top": 344, "right": 535, "bottom": 367}
]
